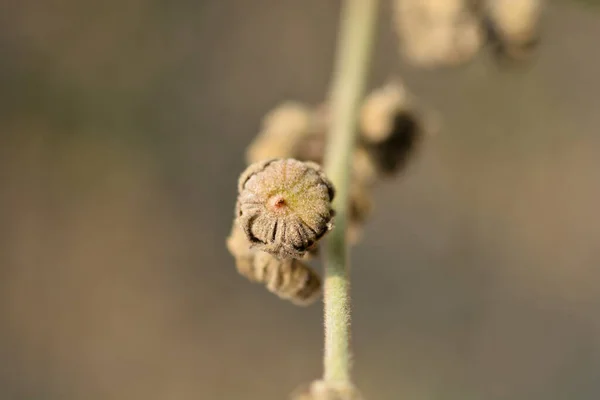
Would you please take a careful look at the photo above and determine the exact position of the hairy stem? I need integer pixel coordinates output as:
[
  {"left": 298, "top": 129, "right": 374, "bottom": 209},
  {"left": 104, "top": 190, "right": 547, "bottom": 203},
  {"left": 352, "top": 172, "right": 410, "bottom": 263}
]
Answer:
[{"left": 323, "top": 0, "right": 379, "bottom": 383}]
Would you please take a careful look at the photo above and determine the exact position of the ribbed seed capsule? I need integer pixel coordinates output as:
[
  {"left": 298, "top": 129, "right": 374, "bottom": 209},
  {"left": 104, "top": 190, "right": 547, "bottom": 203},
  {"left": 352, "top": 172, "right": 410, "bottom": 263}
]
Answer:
[
  {"left": 226, "top": 224, "right": 322, "bottom": 306},
  {"left": 359, "top": 81, "right": 422, "bottom": 176},
  {"left": 254, "top": 252, "right": 321, "bottom": 306},
  {"left": 236, "top": 158, "right": 335, "bottom": 259}
]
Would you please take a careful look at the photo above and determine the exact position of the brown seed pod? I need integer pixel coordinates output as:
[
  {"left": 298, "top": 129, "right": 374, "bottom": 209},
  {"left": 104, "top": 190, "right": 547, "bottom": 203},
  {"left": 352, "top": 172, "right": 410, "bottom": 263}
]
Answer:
[
  {"left": 291, "top": 380, "right": 364, "bottom": 400},
  {"left": 236, "top": 158, "right": 335, "bottom": 259},
  {"left": 246, "top": 102, "right": 327, "bottom": 165},
  {"left": 359, "top": 81, "right": 422, "bottom": 176},
  {"left": 254, "top": 251, "right": 322, "bottom": 306},
  {"left": 393, "top": 0, "right": 483, "bottom": 68},
  {"left": 226, "top": 222, "right": 259, "bottom": 282},
  {"left": 483, "top": 0, "right": 542, "bottom": 61},
  {"left": 351, "top": 146, "right": 379, "bottom": 187},
  {"left": 226, "top": 224, "right": 322, "bottom": 306}
]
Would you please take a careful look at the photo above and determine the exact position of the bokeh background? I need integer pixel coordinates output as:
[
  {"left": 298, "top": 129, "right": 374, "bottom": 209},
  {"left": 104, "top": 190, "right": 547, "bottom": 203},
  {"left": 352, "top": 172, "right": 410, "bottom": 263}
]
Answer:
[{"left": 2, "top": 1, "right": 600, "bottom": 399}]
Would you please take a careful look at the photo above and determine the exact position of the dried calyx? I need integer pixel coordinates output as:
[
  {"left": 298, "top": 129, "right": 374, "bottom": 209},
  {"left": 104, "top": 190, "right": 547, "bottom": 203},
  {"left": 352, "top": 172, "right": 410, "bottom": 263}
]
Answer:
[
  {"left": 236, "top": 158, "right": 335, "bottom": 260},
  {"left": 359, "top": 80, "right": 422, "bottom": 177},
  {"left": 483, "top": 0, "right": 542, "bottom": 61},
  {"left": 226, "top": 223, "right": 321, "bottom": 306}
]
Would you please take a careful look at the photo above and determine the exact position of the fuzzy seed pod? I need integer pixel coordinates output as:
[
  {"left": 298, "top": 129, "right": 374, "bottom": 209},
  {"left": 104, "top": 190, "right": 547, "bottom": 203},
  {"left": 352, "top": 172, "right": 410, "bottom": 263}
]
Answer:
[
  {"left": 351, "top": 147, "right": 379, "bottom": 187},
  {"left": 254, "top": 251, "right": 322, "bottom": 306},
  {"left": 236, "top": 159, "right": 335, "bottom": 259},
  {"left": 483, "top": 0, "right": 542, "bottom": 60},
  {"left": 226, "top": 224, "right": 322, "bottom": 306},
  {"left": 360, "top": 79, "right": 410, "bottom": 144},
  {"left": 291, "top": 380, "right": 364, "bottom": 400},
  {"left": 246, "top": 102, "right": 327, "bottom": 165},
  {"left": 359, "top": 81, "right": 422, "bottom": 176},
  {"left": 393, "top": 0, "right": 483, "bottom": 68},
  {"left": 226, "top": 223, "right": 259, "bottom": 281}
]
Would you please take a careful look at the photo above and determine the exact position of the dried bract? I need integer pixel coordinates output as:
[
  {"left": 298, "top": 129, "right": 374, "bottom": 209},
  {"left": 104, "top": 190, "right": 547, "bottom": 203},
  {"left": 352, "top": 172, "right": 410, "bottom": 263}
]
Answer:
[
  {"left": 246, "top": 102, "right": 327, "bottom": 165},
  {"left": 237, "top": 159, "right": 335, "bottom": 259},
  {"left": 254, "top": 251, "right": 322, "bottom": 306},
  {"left": 360, "top": 81, "right": 422, "bottom": 176},
  {"left": 227, "top": 224, "right": 322, "bottom": 306}
]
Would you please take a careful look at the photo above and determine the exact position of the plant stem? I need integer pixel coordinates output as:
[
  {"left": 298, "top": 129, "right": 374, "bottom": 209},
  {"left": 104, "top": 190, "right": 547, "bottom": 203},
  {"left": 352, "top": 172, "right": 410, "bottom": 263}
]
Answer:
[{"left": 323, "top": 0, "right": 379, "bottom": 383}]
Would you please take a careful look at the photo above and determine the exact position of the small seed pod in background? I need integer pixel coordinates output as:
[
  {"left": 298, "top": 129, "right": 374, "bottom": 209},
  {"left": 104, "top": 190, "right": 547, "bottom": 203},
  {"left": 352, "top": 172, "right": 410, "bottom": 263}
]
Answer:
[
  {"left": 246, "top": 102, "right": 327, "bottom": 165},
  {"left": 236, "top": 158, "right": 335, "bottom": 259},
  {"left": 392, "top": 0, "right": 483, "bottom": 68},
  {"left": 359, "top": 80, "right": 422, "bottom": 177},
  {"left": 291, "top": 380, "right": 364, "bottom": 400},
  {"left": 347, "top": 182, "right": 373, "bottom": 244},
  {"left": 226, "top": 224, "right": 322, "bottom": 306},
  {"left": 483, "top": 0, "right": 543, "bottom": 61}
]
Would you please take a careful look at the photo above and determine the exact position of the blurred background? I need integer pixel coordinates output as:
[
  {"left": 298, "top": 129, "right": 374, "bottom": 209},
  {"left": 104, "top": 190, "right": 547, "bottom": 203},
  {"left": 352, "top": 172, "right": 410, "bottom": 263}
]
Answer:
[{"left": 1, "top": 1, "right": 600, "bottom": 399}]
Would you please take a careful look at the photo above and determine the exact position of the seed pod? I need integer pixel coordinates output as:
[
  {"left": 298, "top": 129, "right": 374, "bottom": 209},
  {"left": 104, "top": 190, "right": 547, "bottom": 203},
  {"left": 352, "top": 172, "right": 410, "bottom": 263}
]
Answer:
[
  {"left": 291, "top": 380, "right": 364, "bottom": 400},
  {"left": 226, "top": 222, "right": 259, "bottom": 282},
  {"left": 236, "top": 159, "right": 335, "bottom": 259},
  {"left": 393, "top": 0, "right": 483, "bottom": 68},
  {"left": 226, "top": 224, "right": 322, "bottom": 306},
  {"left": 359, "top": 81, "right": 422, "bottom": 176},
  {"left": 351, "top": 146, "right": 379, "bottom": 187},
  {"left": 246, "top": 102, "right": 327, "bottom": 165},
  {"left": 483, "top": 0, "right": 542, "bottom": 61},
  {"left": 254, "top": 251, "right": 322, "bottom": 306}
]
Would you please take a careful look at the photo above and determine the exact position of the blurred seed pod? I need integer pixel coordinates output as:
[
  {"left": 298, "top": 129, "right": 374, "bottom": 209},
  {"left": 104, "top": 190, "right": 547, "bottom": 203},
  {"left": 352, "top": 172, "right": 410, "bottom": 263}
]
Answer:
[
  {"left": 226, "top": 222, "right": 260, "bottom": 282},
  {"left": 393, "top": 0, "right": 483, "bottom": 68},
  {"left": 237, "top": 159, "right": 335, "bottom": 259},
  {"left": 359, "top": 80, "right": 422, "bottom": 176},
  {"left": 246, "top": 102, "right": 327, "bottom": 165},
  {"left": 227, "top": 224, "right": 322, "bottom": 306},
  {"left": 351, "top": 146, "right": 379, "bottom": 187},
  {"left": 483, "top": 0, "right": 543, "bottom": 60},
  {"left": 360, "top": 79, "right": 410, "bottom": 144},
  {"left": 291, "top": 380, "right": 364, "bottom": 400}
]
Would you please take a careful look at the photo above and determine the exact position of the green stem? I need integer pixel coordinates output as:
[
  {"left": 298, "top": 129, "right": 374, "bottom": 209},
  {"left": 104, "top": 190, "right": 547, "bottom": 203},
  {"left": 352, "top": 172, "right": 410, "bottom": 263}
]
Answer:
[{"left": 323, "top": 0, "right": 379, "bottom": 383}]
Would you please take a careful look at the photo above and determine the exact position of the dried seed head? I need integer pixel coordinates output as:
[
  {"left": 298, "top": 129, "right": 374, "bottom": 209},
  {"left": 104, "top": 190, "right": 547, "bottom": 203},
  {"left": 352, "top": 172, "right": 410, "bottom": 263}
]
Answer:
[
  {"left": 360, "top": 81, "right": 422, "bottom": 176},
  {"left": 254, "top": 251, "right": 322, "bottom": 306},
  {"left": 246, "top": 102, "right": 327, "bottom": 165},
  {"left": 484, "top": 0, "right": 542, "bottom": 60},
  {"left": 237, "top": 159, "right": 335, "bottom": 259},
  {"left": 226, "top": 224, "right": 322, "bottom": 306},
  {"left": 351, "top": 145, "right": 379, "bottom": 187},
  {"left": 291, "top": 380, "right": 364, "bottom": 400},
  {"left": 360, "top": 79, "right": 410, "bottom": 143},
  {"left": 226, "top": 222, "right": 260, "bottom": 282},
  {"left": 246, "top": 102, "right": 312, "bottom": 163},
  {"left": 393, "top": 0, "right": 483, "bottom": 68}
]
